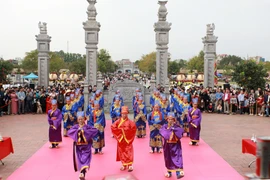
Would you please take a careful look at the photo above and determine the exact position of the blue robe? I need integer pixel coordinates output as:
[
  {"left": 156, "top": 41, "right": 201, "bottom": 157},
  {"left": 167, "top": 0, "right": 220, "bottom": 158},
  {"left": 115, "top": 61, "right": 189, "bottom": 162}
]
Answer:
[
  {"left": 182, "top": 103, "right": 191, "bottom": 134},
  {"left": 62, "top": 103, "right": 76, "bottom": 135},
  {"left": 112, "top": 96, "right": 124, "bottom": 106},
  {"left": 134, "top": 103, "right": 147, "bottom": 137},
  {"left": 110, "top": 103, "right": 122, "bottom": 124},
  {"left": 88, "top": 109, "right": 106, "bottom": 149},
  {"left": 95, "top": 95, "right": 104, "bottom": 109},
  {"left": 147, "top": 111, "right": 165, "bottom": 148}
]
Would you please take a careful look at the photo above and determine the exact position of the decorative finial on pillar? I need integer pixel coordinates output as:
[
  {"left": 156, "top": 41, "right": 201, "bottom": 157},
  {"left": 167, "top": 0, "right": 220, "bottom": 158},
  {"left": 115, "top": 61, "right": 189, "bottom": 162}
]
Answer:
[
  {"left": 158, "top": 1, "right": 168, "bottom": 21},
  {"left": 38, "top": 22, "right": 47, "bottom": 34},
  {"left": 206, "top": 23, "right": 215, "bottom": 36},
  {"left": 87, "top": 0, "right": 97, "bottom": 21}
]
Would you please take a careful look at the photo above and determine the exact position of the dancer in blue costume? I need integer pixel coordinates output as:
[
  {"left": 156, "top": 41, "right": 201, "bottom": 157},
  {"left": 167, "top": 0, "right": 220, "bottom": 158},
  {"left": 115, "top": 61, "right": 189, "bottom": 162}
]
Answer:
[
  {"left": 113, "top": 90, "right": 124, "bottom": 106},
  {"left": 110, "top": 97, "right": 122, "bottom": 124},
  {"left": 88, "top": 101, "right": 106, "bottom": 154},
  {"left": 160, "top": 95, "right": 170, "bottom": 119},
  {"left": 95, "top": 90, "right": 104, "bottom": 109},
  {"left": 181, "top": 96, "right": 191, "bottom": 137},
  {"left": 62, "top": 97, "right": 76, "bottom": 137},
  {"left": 147, "top": 102, "right": 165, "bottom": 153},
  {"left": 132, "top": 88, "right": 141, "bottom": 109},
  {"left": 86, "top": 96, "right": 95, "bottom": 120},
  {"left": 134, "top": 96, "right": 147, "bottom": 138}
]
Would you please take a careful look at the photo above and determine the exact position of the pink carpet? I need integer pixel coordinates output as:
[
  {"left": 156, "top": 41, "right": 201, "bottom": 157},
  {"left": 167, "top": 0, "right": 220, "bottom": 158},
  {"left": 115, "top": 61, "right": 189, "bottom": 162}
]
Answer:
[{"left": 7, "top": 121, "right": 243, "bottom": 180}]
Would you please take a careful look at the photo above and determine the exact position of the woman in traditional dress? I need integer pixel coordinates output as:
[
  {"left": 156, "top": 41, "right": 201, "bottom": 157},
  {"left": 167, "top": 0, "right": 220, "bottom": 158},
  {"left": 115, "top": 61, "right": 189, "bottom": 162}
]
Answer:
[
  {"left": 48, "top": 99, "right": 62, "bottom": 148},
  {"left": 160, "top": 112, "right": 184, "bottom": 179},
  {"left": 10, "top": 90, "right": 18, "bottom": 115},
  {"left": 187, "top": 98, "right": 202, "bottom": 146},
  {"left": 147, "top": 102, "right": 165, "bottom": 153},
  {"left": 68, "top": 111, "right": 98, "bottom": 180}
]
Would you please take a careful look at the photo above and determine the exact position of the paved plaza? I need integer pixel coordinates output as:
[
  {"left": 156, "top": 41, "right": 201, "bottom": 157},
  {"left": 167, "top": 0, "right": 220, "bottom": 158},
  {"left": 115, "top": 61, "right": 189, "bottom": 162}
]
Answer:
[{"left": 0, "top": 113, "right": 269, "bottom": 179}]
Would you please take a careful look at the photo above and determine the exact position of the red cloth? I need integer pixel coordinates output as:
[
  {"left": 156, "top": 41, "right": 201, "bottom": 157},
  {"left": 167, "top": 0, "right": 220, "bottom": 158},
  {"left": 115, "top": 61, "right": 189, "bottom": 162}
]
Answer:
[
  {"left": 46, "top": 97, "right": 52, "bottom": 114},
  {"left": 111, "top": 118, "right": 136, "bottom": 166},
  {"left": 0, "top": 137, "right": 14, "bottom": 160},
  {"left": 242, "top": 139, "right": 256, "bottom": 156}
]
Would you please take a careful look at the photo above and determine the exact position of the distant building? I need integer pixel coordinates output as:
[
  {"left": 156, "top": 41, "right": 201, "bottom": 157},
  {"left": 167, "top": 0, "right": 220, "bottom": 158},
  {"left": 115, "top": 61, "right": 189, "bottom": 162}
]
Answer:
[
  {"left": 248, "top": 56, "right": 265, "bottom": 63},
  {"left": 6, "top": 58, "right": 23, "bottom": 65},
  {"left": 115, "top": 59, "right": 140, "bottom": 74}
]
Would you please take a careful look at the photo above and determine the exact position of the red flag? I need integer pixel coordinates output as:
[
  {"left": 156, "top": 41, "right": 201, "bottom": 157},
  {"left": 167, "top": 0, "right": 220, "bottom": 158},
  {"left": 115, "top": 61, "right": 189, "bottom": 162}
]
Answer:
[{"left": 214, "top": 61, "right": 218, "bottom": 85}]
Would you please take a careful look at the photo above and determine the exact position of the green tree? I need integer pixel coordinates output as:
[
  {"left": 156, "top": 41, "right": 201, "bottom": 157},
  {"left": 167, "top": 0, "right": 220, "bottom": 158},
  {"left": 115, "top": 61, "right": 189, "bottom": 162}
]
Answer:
[
  {"left": 21, "top": 50, "right": 38, "bottom": 73},
  {"left": 218, "top": 55, "right": 243, "bottom": 69},
  {"left": 97, "top": 49, "right": 116, "bottom": 73},
  {"left": 168, "top": 59, "right": 187, "bottom": 74},
  {"left": 69, "top": 58, "right": 86, "bottom": 75},
  {"left": 232, "top": 60, "right": 267, "bottom": 90},
  {"left": 55, "top": 50, "right": 83, "bottom": 62},
  {"left": 49, "top": 52, "right": 66, "bottom": 73},
  {"left": 262, "top": 61, "right": 270, "bottom": 71},
  {"left": 138, "top": 52, "right": 156, "bottom": 73},
  {"left": 21, "top": 50, "right": 69, "bottom": 73},
  {"left": 0, "top": 60, "right": 13, "bottom": 83},
  {"left": 187, "top": 51, "right": 204, "bottom": 73}
]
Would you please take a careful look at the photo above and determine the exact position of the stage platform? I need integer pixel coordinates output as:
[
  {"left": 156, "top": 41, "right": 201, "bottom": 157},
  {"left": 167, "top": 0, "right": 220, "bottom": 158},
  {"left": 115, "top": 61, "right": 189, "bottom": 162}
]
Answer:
[{"left": 7, "top": 121, "right": 244, "bottom": 180}]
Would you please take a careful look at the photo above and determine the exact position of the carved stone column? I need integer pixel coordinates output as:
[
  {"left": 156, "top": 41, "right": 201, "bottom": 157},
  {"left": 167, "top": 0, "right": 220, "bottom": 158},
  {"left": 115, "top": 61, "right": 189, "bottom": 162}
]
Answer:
[
  {"left": 36, "top": 22, "right": 51, "bottom": 87},
  {"left": 202, "top": 23, "right": 218, "bottom": 88},
  {"left": 154, "top": 0, "right": 171, "bottom": 93},
  {"left": 83, "top": 79, "right": 89, "bottom": 112},
  {"left": 84, "top": 0, "right": 100, "bottom": 87},
  {"left": 83, "top": 0, "right": 100, "bottom": 107}
]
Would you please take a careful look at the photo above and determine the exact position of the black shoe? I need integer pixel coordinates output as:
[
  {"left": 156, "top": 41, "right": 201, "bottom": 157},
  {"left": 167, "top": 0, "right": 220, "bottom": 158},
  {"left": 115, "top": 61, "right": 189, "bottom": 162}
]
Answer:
[{"left": 177, "top": 174, "right": 184, "bottom": 179}]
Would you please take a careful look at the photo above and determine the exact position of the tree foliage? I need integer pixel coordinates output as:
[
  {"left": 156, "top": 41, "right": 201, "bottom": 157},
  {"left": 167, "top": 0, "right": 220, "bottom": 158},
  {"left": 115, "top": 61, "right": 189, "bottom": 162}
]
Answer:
[
  {"left": 21, "top": 50, "right": 38, "bottom": 73},
  {"left": 137, "top": 52, "right": 156, "bottom": 73},
  {"left": 262, "top": 61, "right": 270, "bottom": 71},
  {"left": 69, "top": 58, "right": 86, "bottom": 75},
  {"left": 49, "top": 53, "right": 66, "bottom": 73},
  {"left": 0, "top": 60, "right": 13, "bottom": 83},
  {"left": 168, "top": 59, "right": 187, "bottom": 74},
  {"left": 55, "top": 50, "right": 83, "bottom": 62},
  {"left": 187, "top": 51, "right": 204, "bottom": 73},
  {"left": 97, "top": 49, "right": 117, "bottom": 74},
  {"left": 218, "top": 55, "right": 243, "bottom": 69},
  {"left": 232, "top": 60, "right": 267, "bottom": 90}
]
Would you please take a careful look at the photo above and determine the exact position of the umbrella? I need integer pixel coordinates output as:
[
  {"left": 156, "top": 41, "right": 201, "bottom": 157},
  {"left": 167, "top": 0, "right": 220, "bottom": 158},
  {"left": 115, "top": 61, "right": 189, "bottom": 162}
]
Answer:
[{"left": 23, "top": 73, "right": 38, "bottom": 79}]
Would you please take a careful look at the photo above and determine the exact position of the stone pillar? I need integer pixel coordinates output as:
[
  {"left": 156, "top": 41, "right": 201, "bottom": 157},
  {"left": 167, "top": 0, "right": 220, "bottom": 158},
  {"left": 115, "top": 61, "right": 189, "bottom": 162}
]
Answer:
[
  {"left": 202, "top": 23, "right": 218, "bottom": 88},
  {"left": 84, "top": 0, "right": 100, "bottom": 87},
  {"left": 83, "top": 79, "right": 89, "bottom": 113},
  {"left": 83, "top": 0, "right": 100, "bottom": 108},
  {"left": 154, "top": 0, "right": 171, "bottom": 93},
  {"left": 36, "top": 22, "right": 51, "bottom": 88}
]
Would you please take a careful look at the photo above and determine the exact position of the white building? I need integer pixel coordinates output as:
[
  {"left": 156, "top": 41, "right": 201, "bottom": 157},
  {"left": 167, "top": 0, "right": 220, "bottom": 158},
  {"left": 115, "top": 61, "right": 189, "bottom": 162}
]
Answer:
[{"left": 115, "top": 59, "right": 140, "bottom": 74}]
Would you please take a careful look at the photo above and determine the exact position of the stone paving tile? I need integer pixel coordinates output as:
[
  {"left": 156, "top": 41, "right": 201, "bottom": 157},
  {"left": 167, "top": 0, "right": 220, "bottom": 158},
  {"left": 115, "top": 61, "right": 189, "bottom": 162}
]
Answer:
[{"left": 0, "top": 113, "right": 269, "bottom": 179}]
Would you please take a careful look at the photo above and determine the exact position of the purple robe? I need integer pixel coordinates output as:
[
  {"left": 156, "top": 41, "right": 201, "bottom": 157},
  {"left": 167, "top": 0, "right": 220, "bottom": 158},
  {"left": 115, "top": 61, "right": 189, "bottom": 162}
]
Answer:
[
  {"left": 48, "top": 109, "right": 62, "bottom": 144},
  {"left": 187, "top": 108, "right": 201, "bottom": 142},
  {"left": 68, "top": 124, "right": 98, "bottom": 172},
  {"left": 160, "top": 124, "right": 184, "bottom": 171}
]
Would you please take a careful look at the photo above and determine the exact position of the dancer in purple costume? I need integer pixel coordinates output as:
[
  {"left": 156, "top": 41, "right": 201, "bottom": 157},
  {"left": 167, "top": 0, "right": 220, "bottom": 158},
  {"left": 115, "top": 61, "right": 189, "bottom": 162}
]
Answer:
[
  {"left": 48, "top": 99, "right": 62, "bottom": 148},
  {"left": 68, "top": 111, "right": 98, "bottom": 180},
  {"left": 160, "top": 112, "right": 184, "bottom": 179},
  {"left": 187, "top": 98, "right": 202, "bottom": 146}
]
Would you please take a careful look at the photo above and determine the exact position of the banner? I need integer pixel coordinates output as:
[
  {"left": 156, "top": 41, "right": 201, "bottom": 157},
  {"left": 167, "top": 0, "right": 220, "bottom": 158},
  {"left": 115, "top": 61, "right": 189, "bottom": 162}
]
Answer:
[{"left": 214, "top": 61, "right": 218, "bottom": 85}]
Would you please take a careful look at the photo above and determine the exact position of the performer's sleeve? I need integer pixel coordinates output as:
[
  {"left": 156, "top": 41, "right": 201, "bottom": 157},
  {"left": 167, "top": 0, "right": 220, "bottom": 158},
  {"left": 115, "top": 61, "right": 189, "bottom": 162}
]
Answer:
[
  {"left": 84, "top": 126, "right": 99, "bottom": 141},
  {"left": 187, "top": 110, "right": 192, "bottom": 123},
  {"left": 111, "top": 120, "right": 123, "bottom": 142},
  {"left": 147, "top": 113, "right": 152, "bottom": 125},
  {"left": 173, "top": 126, "right": 184, "bottom": 139},
  {"left": 68, "top": 126, "right": 78, "bottom": 141},
  {"left": 53, "top": 111, "right": 62, "bottom": 129},
  {"left": 159, "top": 125, "right": 171, "bottom": 140},
  {"left": 110, "top": 105, "right": 115, "bottom": 118},
  {"left": 121, "top": 121, "right": 136, "bottom": 144},
  {"left": 192, "top": 111, "right": 202, "bottom": 127},
  {"left": 48, "top": 112, "right": 53, "bottom": 125}
]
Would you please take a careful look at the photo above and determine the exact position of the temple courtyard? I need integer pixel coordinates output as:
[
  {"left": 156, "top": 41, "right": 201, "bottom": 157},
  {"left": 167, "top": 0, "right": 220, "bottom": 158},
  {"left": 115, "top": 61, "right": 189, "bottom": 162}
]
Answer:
[{"left": 0, "top": 113, "right": 269, "bottom": 179}]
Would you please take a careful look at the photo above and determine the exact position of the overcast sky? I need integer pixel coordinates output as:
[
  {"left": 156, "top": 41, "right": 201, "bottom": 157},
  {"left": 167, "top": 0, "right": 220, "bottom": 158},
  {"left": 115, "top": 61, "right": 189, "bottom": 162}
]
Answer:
[{"left": 1, "top": 0, "right": 270, "bottom": 61}]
